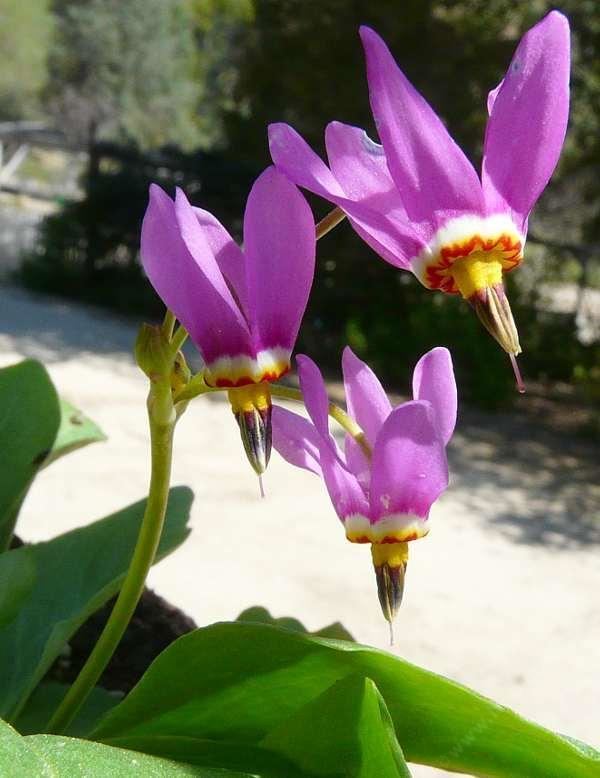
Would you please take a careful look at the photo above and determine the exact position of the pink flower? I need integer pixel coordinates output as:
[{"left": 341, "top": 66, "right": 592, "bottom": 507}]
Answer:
[
  {"left": 272, "top": 346, "right": 456, "bottom": 620},
  {"left": 269, "top": 12, "right": 570, "bottom": 372},
  {"left": 141, "top": 166, "right": 316, "bottom": 474}
]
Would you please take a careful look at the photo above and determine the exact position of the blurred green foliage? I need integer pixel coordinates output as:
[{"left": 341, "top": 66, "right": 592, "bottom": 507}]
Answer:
[
  {"left": 45, "top": 0, "right": 201, "bottom": 149},
  {"left": 0, "top": 1, "right": 54, "bottom": 118},
  {"left": 12, "top": 0, "right": 600, "bottom": 408}
]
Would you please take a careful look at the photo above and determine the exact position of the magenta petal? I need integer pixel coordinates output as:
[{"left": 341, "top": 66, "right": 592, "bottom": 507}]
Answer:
[
  {"left": 345, "top": 435, "right": 370, "bottom": 489},
  {"left": 360, "top": 26, "right": 484, "bottom": 229},
  {"left": 296, "top": 354, "right": 330, "bottom": 437},
  {"left": 370, "top": 401, "right": 448, "bottom": 522},
  {"left": 412, "top": 347, "right": 457, "bottom": 446},
  {"left": 268, "top": 122, "right": 345, "bottom": 201},
  {"left": 191, "top": 206, "right": 248, "bottom": 316},
  {"left": 272, "top": 406, "right": 322, "bottom": 476},
  {"left": 269, "top": 122, "right": 421, "bottom": 269},
  {"left": 325, "top": 122, "right": 423, "bottom": 267},
  {"left": 141, "top": 185, "right": 251, "bottom": 364},
  {"left": 243, "top": 167, "right": 316, "bottom": 352},
  {"left": 341, "top": 346, "right": 391, "bottom": 446},
  {"left": 319, "top": 441, "right": 370, "bottom": 522},
  {"left": 482, "top": 11, "right": 570, "bottom": 231}
]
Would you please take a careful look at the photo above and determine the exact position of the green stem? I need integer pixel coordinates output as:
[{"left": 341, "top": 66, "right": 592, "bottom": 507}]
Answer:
[
  {"left": 161, "top": 309, "right": 176, "bottom": 340},
  {"left": 169, "top": 325, "right": 188, "bottom": 356},
  {"left": 269, "top": 384, "right": 371, "bottom": 458},
  {"left": 46, "top": 382, "right": 175, "bottom": 735},
  {"left": 316, "top": 206, "right": 346, "bottom": 239}
]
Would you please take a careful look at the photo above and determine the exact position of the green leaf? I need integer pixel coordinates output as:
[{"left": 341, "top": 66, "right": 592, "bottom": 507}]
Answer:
[
  {"left": 236, "top": 606, "right": 354, "bottom": 641},
  {"left": 42, "top": 398, "right": 106, "bottom": 468},
  {"left": 0, "top": 360, "right": 60, "bottom": 542},
  {"left": 92, "top": 623, "right": 600, "bottom": 778},
  {"left": 0, "top": 719, "right": 50, "bottom": 777},
  {"left": 0, "top": 719, "right": 247, "bottom": 776},
  {"left": 0, "top": 548, "right": 36, "bottom": 627},
  {"left": 262, "top": 675, "right": 412, "bottom": 777},
  {"left": 0, "top": 487, "right": 193, "bottom": 720},
  {"left": 14, "top": 682, "right": 122, "bottom": 738}
]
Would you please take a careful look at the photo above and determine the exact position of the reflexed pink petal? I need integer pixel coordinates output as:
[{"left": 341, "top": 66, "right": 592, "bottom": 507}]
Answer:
[
  {"left": 345, "top": 434, "right": 371, "bottom": 489},
  {"left": 341, "top": 346, "right": 392, "bottom": 446},
  {"left": 325, "top": 122, "right": 424, "bottom": 266},
  {"left": 325, "top": 121, "right": 403, "bottom": 210},
  {"left": 272, "top": 406, "right": 322, "bottom": 475},
  {"left": 319, "top": 441, "right": 370, "bottom": 521},
  {"left": 192, "top": 206, "right": 248, "bottom": 316},
  {"left": 369, "top": 401, "right": 448, "bottom": 521},
  {"left": 359, "top": 26, "right": 484, "bottom": 230},
  {"left": 269, "top": 122, "right": 421, "bottom": 269},
  {"left": 412, "top": 347, "right": 457, "bottom": 446},
  {"left": 141, "top": 185, "right": 252, "bottom": 364},
  {"left": 268, "top": 122, "right": 345, "bottom": 201},
  {"left": 296, "top": 354, "right": 330, "bottom": 437},
  {"left": 243, "top": 167, "right": 316, "bottom": 352},
  {"left": 482, "top": 11, "right": 570, "bottom": 231}
]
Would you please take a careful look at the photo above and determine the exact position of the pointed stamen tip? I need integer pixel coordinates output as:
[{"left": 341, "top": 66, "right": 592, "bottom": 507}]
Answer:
[
  {"left": 509, "top": 353, "right": 526, "bottom": 394},
  {"left": 258, "top": 474, "right": 266, "bottom": 499}
]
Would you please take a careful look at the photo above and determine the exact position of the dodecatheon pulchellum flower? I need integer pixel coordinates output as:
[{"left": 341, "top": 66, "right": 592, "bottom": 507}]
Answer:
[
  {"left": 141, "top": 166, "right": 316, "bottom": 476},
  {"left": 269, "top": 12, "right": 570, "bottom": 389},
  {"left": 272, "top": 346, "right": 456, "bottom": 627}
]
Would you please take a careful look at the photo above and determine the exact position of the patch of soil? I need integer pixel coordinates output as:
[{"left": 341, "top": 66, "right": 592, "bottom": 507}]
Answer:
[{"left": 49, "top": 588, "right": 197, "bottom": 694}]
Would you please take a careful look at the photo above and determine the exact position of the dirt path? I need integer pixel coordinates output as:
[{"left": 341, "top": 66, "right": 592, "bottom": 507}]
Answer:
[{"left": 1, "top": 284, "right": 598, "bottom": 776}]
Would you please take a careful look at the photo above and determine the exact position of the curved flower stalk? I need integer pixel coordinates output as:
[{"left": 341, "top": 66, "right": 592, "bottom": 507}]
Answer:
[
  {"left": 272, "top": 347, "right": 456, "bottom": 626},
  {"left": 269, "top": 12, "right": 570, "bottom": 386},
  {"left": 141, "top": 166, "right": 316, "bottom": 475}
]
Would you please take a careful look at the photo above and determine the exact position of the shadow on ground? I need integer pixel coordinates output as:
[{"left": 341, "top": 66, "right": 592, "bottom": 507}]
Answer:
[
  {"left": 450, "top": 407, "right": 600, "bottom": 548},
  {"left": 2, "top": 283, "right": 598, "bottom": 548}
]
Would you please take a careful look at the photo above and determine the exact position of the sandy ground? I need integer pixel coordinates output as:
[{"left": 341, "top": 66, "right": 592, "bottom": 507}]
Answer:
[{"left": 1, "top": 284, "right": 599, "bottom": 777}]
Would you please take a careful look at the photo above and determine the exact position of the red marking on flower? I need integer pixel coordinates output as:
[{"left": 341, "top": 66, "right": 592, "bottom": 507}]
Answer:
[
  {"left": 211, "top": 364, "right": 290, "bottom": 388},
  {"left": 348, "top": 535, "right": 371, "bottom": 544},
  {"left": 424, "top": 233, "right": 523, "bottom": 294},
  {"left": 381, "top": 532, "right": 419, "bottom": 543}
]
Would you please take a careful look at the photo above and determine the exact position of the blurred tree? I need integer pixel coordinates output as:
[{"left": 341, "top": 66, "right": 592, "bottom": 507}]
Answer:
[
  {"left": 46, "top": 0, "right": 202, "bottom": 273},
  {"left": 46, "top": 0, "right": 201, "bottom": 150},
  {"left": 0, "top": 0, "right": 54, "bottom": 118}
]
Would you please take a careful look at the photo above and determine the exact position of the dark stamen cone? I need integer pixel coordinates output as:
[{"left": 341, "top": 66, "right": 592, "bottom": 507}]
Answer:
[
  {"left": 228, "top": 383, "right": 272, "bottom": 475},
  {"left": 371, "top": 542, "right": 409, "bottom": 626},
  {"left": 469, "top": 283, "right": 521, "bottom": 356}
]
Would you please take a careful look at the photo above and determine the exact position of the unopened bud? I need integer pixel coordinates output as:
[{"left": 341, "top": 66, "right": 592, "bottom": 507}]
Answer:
[{"left": 135, "top": 324, "right": 172, "bottom": 379}]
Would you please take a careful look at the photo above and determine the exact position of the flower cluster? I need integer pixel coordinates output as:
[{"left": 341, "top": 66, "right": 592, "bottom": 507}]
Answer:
[{"left": 139, "top": 12, "right": 570, "bottom": 623}]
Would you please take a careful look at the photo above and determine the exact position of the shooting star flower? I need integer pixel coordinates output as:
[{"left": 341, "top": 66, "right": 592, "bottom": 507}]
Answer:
[
  {"left": 272, "top": 346, "right": 456, "bottom": 626},
  {"left": 141, "top": 166, "right": 316, "bottom": 475},
  {"left": 269, "top": 12, "right": 570, "bottom": 389}
]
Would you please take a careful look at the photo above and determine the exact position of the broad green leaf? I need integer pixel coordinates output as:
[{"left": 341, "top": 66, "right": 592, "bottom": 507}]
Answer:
[
  {"left": 42, "top": 398, "right": 106, "bottom": 468},
  {"left": 0, "top": 548, "right": 36, "bottom": 627},
  {"left": 0, "top": 719, "right": 50, "bottom": 777},
  {"left": 26, "top": 734, "right": 248, "bottom": 776},
  {"left": 0, "top": 360, "right": 60, "bottom": 543},
  {"left": 102, "top": 736, "right": 304, "bottom": 777},
  {"left": 262, "top": 675, "right": 412, "bottom": 777},
  {"left": 0, "top": 486, "right": 193, "bottom": 720},
  {"left": 93, "top": 623, "right": 600, "bottom": 778},
  {"left": 237, "top": 606, "right": 354, "bottom": 641},
  {"left": 0, "top": 719, "right": 247, "bottom": 776},
  {"left": 15, "top": 682, "right": 122, "bottom": 738}
]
